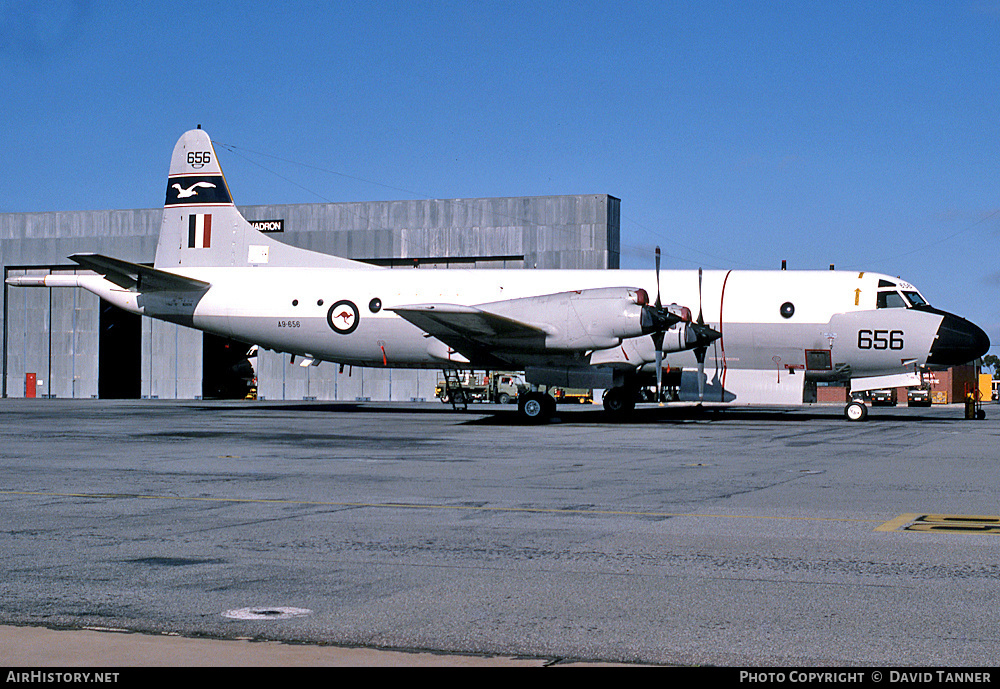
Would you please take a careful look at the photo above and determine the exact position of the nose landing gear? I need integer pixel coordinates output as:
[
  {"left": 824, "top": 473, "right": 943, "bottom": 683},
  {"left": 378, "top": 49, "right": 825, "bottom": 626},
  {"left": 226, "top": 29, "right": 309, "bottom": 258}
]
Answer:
[{"left": 844, "top": 400, "right": 868, "bottom": 422}]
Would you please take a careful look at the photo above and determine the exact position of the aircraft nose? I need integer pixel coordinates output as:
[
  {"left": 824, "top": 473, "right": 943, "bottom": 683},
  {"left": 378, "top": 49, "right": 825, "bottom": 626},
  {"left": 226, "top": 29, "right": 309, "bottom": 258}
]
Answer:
[{"left": 926, "top": 311, "right": 991, "bottom": 366}]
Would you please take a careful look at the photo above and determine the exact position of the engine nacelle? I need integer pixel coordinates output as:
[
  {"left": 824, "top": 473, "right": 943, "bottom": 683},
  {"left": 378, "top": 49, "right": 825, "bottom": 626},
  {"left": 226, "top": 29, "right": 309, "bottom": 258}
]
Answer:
[
  {"left": 657, "top": 322, "right": 698, "bottom": 354},
  {"left": 480, "top": 287, "right": 673, "bottom": 351}
]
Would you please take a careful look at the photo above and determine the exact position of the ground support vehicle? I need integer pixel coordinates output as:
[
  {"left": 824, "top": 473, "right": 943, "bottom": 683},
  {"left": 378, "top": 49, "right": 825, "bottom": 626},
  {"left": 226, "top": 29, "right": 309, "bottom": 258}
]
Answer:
[
  {"left": 870, "top": 389, "right": 897, "bottom": 406},
  {"left": 551, "top": 387, "right": 593, "bottom": 404},
  {"left": 436, "top": 371, "right": 527, "bottom": 405}
]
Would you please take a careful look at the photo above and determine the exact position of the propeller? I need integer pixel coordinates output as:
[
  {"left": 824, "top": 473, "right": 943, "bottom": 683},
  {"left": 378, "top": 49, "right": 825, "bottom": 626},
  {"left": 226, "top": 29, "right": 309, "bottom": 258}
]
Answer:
[
  {"left": 639, "top": 250, "right": 720, "bottom": 405},
  {"left": 641, "top": 246, "right": 682, "bottom": 403},
  {"left": 653, "top": 247, "right": 665, "bottom": 405},
  {"left": 695, "top": 268, "right": 707, "bottom": 402},
  {"left": 689, "top": 267, "right": 722, "bottom": 403}
]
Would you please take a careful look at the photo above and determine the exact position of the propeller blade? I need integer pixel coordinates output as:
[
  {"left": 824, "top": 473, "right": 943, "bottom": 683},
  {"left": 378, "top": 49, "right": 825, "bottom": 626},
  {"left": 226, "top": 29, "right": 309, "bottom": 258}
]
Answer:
[
  {"left": 655, "top": 246, "right": 662, "bottom": 308},
  {"left": 652, "top": 247, "right": 664, "bottom": 404},
  {"left": 655, "top": 350, "right": 663, "bottom": 405},
  {"left": 694, "top": 341, "right": 707, "bottom": 403},
  {"left": 697, "top": 267, "right": 704, "bottom": 325},
  {"left": 696, "top": 268, "right": 707, "bottom": 402},
  {"left": 653, "top": 331, "right": 665, "bottom": 406}
]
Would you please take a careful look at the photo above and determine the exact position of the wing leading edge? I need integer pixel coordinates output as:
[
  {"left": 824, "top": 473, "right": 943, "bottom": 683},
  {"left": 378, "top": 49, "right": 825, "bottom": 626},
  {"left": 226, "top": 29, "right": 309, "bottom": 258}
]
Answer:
[{"left": 389, "top": 303, "right": 548, "bottom": 367}]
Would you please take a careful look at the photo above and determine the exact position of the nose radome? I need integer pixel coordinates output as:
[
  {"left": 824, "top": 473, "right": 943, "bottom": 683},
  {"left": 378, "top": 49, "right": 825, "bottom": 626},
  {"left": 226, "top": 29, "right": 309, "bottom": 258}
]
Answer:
[{"left": 926, "top": 312, "right": 991, "bottom": 366}]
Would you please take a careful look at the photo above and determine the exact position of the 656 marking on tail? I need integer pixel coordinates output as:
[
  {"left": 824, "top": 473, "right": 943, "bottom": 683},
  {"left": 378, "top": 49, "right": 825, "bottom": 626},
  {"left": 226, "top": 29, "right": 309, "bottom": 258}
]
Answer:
[{"left": 187, "top": 151, "right": 212, "bottom": 168}]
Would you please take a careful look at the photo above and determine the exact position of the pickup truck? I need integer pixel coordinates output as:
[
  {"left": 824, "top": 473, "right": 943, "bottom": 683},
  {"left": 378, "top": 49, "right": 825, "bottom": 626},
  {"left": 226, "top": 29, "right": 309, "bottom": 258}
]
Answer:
[{"left": 870, "top": 389, "right": 897, "bottom": 406}]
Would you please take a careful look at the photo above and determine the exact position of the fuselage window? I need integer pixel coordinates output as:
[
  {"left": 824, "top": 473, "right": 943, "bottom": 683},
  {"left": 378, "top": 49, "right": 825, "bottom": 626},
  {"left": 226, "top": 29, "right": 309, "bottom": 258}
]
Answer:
[{"left": 877, "top": 291, "right": 907, "bottom": 309}]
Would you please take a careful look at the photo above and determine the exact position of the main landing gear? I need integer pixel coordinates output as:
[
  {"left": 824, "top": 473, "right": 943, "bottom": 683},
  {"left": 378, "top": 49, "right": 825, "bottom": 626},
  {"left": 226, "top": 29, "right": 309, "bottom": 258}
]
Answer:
[
  {"left": 516, "top": 385, "right": 639, "bottom": 423},
  {"left": 516, "top": 384, "right": 641, "bottom": 422}
]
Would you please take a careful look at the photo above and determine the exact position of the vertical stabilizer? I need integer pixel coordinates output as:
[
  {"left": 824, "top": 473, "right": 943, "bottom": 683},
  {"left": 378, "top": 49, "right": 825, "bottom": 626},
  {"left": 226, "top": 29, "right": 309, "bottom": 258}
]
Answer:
[{"left": 155, "top": 128, "right": 375, "bottom": 270}]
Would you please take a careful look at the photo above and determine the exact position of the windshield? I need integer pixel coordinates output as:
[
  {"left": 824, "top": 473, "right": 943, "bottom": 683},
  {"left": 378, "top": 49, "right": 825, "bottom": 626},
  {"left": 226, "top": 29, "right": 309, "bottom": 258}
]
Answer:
[{"left": 877, "top": 289, "right": 931, "bottom": 309}]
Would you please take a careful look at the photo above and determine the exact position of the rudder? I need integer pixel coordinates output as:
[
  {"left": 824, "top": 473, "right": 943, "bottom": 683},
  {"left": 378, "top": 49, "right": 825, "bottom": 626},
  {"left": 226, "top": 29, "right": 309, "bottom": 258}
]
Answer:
[{"left": 155, "top": 127, "right": 239, "bottom": 269}]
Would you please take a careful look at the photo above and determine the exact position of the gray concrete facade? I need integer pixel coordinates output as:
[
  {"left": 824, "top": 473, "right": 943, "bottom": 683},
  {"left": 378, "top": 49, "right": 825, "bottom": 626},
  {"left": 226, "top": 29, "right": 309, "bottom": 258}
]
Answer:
[{"left": 2, "top": 195, "right": 620, "bottom": 400}]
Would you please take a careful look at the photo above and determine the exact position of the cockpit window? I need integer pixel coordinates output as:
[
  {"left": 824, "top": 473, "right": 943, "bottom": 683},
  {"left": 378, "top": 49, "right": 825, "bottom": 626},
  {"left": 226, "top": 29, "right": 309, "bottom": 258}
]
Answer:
[
  {"left": 878, "top": 279, "right": 897, "bottom": 288},
  {"left": 877, "top": 291, "right": 907, "bottom": 309},
  {"left": 876, "top": 289, "right": 931, "bottom": 309}
]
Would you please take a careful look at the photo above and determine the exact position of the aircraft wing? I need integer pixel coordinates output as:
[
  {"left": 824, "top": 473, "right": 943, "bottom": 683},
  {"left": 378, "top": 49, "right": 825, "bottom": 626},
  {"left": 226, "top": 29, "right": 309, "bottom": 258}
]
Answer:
[
  {"left": 389, "top": 303, "right": 548, "bottom": 366},
  {"left": 391, "top": 286, "right": 689, "bottom": 368},
  {"left": 70, "top": 253, "right": 211, "bottom": 292}
]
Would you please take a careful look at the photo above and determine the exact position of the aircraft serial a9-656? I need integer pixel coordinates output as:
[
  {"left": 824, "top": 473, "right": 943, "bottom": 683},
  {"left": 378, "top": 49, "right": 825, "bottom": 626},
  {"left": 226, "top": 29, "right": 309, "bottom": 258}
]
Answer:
[{"left": 7, "top": 128, "right": 990, "bottom": 422}]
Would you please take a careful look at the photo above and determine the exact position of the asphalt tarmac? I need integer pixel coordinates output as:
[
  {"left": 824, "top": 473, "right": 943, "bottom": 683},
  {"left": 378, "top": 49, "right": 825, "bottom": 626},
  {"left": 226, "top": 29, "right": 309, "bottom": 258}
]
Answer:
[{"left": 1, "top": 398, "right": 998, "bottom": 667}]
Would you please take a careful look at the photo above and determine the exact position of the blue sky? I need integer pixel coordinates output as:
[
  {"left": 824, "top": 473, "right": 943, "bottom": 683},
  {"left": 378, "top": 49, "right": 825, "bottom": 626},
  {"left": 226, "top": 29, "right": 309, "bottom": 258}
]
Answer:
[{"left": 3, "top": 1, "right": 999, "bottom": 348}]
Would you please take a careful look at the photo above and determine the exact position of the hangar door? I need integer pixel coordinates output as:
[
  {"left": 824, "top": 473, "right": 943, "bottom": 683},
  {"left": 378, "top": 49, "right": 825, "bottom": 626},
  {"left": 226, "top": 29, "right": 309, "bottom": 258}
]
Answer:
[
  {"left": 203, "top": 334, "right": 255, "bottom": 399},
  {"left": 98, "top": 300, "right": 141, "bottom": 399}
]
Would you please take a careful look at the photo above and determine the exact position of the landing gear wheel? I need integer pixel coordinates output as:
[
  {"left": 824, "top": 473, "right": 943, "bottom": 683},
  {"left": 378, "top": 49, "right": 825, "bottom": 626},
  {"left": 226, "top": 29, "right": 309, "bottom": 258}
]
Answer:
[
  {"left": 518, "top": 391, "right": 554, "bottom": 424},
  {"left": 844, "top": 400, "right": 868, "bottom": 422},
  {"left": 602, "top": 387, "right": 636, "bottom": 416}
]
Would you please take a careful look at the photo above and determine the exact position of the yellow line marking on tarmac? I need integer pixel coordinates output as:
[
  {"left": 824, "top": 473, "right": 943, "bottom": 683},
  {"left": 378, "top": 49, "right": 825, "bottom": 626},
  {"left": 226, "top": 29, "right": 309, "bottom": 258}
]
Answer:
[
  {"left": 0, "top": 490, "right": 882, "bottom": 525},
  {"left": 875, "top": 513, "right": 920, "bottom": 532}
]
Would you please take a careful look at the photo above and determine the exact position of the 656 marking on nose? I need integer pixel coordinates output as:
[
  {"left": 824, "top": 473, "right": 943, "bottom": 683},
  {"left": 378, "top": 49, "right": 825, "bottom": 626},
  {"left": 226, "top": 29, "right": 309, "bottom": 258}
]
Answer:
[{"left": 857, "top": 329, "right": 904, "bottom": 350}]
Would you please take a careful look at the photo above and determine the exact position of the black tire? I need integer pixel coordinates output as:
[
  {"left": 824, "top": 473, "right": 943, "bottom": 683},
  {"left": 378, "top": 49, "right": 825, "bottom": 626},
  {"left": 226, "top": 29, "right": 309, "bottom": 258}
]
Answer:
[
  {"left": 519, "top": 391, "right": 553, "bottom": 424},
  {"left": 497, "top": 392, "right": 511, "bottom": 405},
  {"left": 603, "top": 387, "right": 636, "bottom": 415}
]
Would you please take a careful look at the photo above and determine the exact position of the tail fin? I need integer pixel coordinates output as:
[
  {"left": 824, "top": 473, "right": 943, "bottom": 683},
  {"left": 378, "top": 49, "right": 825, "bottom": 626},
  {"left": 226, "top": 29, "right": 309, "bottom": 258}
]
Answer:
[{"left": 155, "top": 128, "right": 375, "bottom": 271}]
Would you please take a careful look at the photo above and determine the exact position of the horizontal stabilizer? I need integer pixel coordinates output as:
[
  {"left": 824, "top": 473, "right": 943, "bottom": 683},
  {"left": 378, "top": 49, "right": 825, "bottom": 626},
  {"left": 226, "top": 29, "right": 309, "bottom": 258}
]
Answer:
[{"left": 70, "top": 253, "right": 211, "bottom": 292}]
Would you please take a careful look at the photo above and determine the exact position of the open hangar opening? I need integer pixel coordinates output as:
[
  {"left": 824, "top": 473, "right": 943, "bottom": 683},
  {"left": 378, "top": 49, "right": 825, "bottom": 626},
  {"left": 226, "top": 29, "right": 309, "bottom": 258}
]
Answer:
[{"left": 2, "top": 194, "right": 620, "bottom": 400}]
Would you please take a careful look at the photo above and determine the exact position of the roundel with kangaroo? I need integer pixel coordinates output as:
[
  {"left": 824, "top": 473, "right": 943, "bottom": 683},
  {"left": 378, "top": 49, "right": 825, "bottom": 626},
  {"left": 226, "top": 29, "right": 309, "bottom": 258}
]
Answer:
[{"left": 327, "top": 300, "right": 360, "bottom": 334}]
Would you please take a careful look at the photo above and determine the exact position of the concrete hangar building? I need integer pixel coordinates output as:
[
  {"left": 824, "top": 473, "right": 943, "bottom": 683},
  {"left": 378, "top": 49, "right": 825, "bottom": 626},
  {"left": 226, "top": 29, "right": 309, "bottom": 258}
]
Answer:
[{"left": 2, "top": 194, "right": 621, "bottom": 401}]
